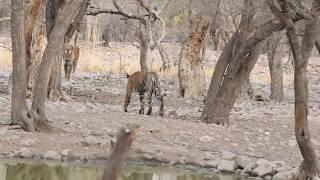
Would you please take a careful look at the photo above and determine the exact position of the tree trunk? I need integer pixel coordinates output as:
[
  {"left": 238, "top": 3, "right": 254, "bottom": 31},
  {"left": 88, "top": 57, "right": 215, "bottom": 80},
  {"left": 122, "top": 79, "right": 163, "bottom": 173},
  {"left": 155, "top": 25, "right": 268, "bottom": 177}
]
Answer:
[
  {"left": 28, "top": 0, "right": 47, "bottom": 98},
  {"left": 102, "top": 124, "right": 139, "bottom": 180},
  {"left": 25, "top": 0, "right": 46, "bottom": 98},
  {"left": 287, "top": 22, "right": 320, "bottom": 180},
  {"left": 239, "top": 77, "right": 254, "bottom": 99},
  {"left": 11, "top": 0, "right": 29, "bottom": 127},
  {"left": 203, "top": 41, "right": 264, "bottom": 125},
  {"left": 270, "top": 0, "right": 320, "bottom": 178},
  {"left": 178, "top": 16, "right": 209, "bottom": 98},
  {"left": 267, "top": 32, "right": 283, "bottom": 101},
  {"left": 139, "top": 20, "right": 152, "bottom": 72},
  {"left": 46, "top": 0, "right": 87, "bottom": 101},
  {"left": 22, "top": 0, "right": 87, "bottom": 132}
]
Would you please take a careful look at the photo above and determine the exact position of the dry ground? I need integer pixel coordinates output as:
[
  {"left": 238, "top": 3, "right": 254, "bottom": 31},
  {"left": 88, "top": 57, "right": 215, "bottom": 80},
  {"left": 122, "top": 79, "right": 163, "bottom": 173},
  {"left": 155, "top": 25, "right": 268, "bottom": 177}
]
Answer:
[{"left": 0, "top": 41, "right": 320, "bottom": 170}]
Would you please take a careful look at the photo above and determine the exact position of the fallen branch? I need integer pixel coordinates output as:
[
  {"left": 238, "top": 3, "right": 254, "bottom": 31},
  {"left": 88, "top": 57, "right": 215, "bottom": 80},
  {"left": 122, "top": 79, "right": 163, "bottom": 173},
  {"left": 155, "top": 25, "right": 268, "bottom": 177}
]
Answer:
[{"left": 102, "top": 123, "right": 139, "bottom": 180}]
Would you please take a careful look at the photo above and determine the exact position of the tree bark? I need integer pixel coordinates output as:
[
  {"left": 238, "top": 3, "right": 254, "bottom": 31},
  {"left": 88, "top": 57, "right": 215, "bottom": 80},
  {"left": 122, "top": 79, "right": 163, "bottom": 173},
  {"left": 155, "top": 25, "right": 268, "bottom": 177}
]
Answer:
[
  {"left": 15, "top": 0, "right": 88, "bottom": 132},
  {"left": 11, "top": 0, "right": 29, "bottom": 128},
  {"left": 46, "top": 0, "right": 88, "bottom": 101},
  {"left": 267, "top": 32, "right": 284, "bottom": 102},
  {"left": 25, "top": 0, "right": 46, "bottom": 98},
  {"left": 178, "top": 16, "right": 209, "bottom": 98},
  {"left": 268, "top": 0, "right": 320, "bottom": 178},
  {"left": 102, "top": 124, "right": 139, "bottom": 180},
  {"left": 139, "top": 20, "right": 152, "bottom": 72}
]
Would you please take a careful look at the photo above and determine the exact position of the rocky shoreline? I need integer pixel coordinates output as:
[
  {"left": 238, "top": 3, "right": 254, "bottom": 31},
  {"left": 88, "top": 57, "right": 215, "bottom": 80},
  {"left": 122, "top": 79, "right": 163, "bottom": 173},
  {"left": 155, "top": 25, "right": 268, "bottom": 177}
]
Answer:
[{"left": 0, "top": 148, "right": 306, "bottom": 180}]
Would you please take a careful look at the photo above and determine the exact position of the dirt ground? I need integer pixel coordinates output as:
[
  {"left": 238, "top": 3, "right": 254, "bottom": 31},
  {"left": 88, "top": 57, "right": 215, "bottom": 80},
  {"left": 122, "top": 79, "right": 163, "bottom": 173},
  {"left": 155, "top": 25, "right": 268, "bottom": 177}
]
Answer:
[{"left": 0, "top": 45, "right": 320, "bottom": 170}]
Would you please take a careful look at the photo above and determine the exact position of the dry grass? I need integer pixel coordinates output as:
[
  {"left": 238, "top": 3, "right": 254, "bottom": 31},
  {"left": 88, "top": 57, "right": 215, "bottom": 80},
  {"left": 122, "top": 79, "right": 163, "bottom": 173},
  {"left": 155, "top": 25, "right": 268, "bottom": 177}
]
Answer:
[{"left": 0, "top": 49, "right": 12, "bottom": 70}]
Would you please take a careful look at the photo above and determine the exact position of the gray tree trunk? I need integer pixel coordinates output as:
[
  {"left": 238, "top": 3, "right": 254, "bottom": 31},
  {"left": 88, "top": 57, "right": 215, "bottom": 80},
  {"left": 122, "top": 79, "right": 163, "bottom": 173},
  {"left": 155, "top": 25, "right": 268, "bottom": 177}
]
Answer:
[
  {"left": 11, "top": 0, "right": 29, "bottom": 127},
  {"left": 267, "top": 32, "right": 283, "bottom": 102}
]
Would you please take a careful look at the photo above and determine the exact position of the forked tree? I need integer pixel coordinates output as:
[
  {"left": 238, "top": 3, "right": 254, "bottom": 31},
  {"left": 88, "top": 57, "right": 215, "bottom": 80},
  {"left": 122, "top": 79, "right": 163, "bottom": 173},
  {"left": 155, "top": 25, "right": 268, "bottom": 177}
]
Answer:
[
  {"left": 201, "top": 0, "right": 319, "bottom": 125},
  {"left": 87, "top": 0, "right": 171, "bottom": 72},
  {"left": 11, "top": 0, "right": 89, "bottom": 132}
]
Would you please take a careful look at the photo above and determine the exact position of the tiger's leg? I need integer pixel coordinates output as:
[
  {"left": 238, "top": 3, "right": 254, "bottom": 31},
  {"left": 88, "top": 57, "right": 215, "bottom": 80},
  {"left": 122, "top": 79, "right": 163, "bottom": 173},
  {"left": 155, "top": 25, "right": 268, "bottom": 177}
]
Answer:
[
  {"left": 146, "top": 90, "right": 153, "bottom": 115},
  {"left": 123, "top": 89, "right": 132, "bottom": 112},
  {"left": 72, "top": 59, "right": 78, "bottom": 74},
  {"left": 64, "top": 60, "right": 68, "bottom": 79},
  {"left": 139, "top": 91, "right": 145, "bottom": 114},
  {"left": 154, "top": 83, "right": 164, "bottom": 116}
]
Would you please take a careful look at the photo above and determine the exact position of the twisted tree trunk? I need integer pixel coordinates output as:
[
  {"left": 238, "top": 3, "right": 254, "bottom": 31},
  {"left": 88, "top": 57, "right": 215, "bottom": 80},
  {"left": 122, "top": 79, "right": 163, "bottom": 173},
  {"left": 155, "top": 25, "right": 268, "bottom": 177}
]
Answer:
[{"left": 267, "top": 0, "right": 320, "bottom": 178}]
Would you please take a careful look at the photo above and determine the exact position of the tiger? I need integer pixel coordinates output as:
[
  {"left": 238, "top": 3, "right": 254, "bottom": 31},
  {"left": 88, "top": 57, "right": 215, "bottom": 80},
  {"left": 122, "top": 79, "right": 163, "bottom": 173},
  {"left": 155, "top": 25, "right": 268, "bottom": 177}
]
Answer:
[
  {"left": 63, "top": 44, "right": 80, "bottom": 80},
  {"left": 124, "top": 71, "right": 164, "bottom": 116}
]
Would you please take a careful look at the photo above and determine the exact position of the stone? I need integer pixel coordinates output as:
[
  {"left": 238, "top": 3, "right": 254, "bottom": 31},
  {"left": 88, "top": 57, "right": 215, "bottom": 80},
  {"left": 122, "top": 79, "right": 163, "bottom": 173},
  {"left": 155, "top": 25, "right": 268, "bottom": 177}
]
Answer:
[
  {"left": 222, "top": 150, "right": 237, "bottom": 160},
  {"left": 217, "top": 160, "right": 236, "bottom": 173},
  {"left": 256, "top": 159, "right": 271, "bottom": 167},
  {"left": 272, "top": 168, "right": 298, "bottom": 180},
  {"left": 142, "top": 154, "right": 154, "bottom": 160},
  {"left": 17, "top": 147, "right": 33, "bottom": 158},
  {"left": 288, "top": 140, "right": 296, "bottom": 147},
  {"left": 0, "top": 127, "right": 8, "bottom": 135},
  {"left": 204, "top": 160, "right": 219, "bottom": 168},
  {"left": 237, "top": 156, "right": 254, "bottom": 169},
  {"left": 252, "top": 165, "right": 273, "bottom": 177},
  {"left": 312, "top": 177, "right": 320, "bottom": 180},
  {"left": 241, "top": 162, "right": 258, "bottom": 175},
  {"left": 61, "top": 149, "right": 71, "bottom": 157},
  {"left": 263, "top": 175, "right": 272, "bottom": 180},
  {"left": 168, "top": 110, "right": 177, "bottom": 118},
  {"left": 43, "top": 151, "right": 61, "bottom": 160},
  {"left": 199, "top": 136, "right": 214, "bottom": 143}
]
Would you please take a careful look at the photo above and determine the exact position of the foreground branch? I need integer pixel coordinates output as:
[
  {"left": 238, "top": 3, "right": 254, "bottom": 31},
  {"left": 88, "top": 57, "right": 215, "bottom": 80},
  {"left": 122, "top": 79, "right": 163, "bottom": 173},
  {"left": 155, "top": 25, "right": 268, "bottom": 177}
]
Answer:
[{"left": 102, "top": 124, "right": 139, "bottom": 180}]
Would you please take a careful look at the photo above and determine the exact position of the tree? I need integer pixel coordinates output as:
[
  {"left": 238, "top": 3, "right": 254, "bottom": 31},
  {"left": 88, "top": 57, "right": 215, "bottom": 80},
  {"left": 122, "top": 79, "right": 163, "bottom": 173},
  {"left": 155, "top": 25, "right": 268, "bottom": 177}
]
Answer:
[
  {"left": 102, "top": 124, "right": 139, "bottom": 180},
  {"left": 268, "top": 0, "right": 320, "bottom": 178},
  {"left": 87, "top": 0, "right": 171, "bottom": 72},
  {"left": 178, "top": 15, "right": 210, "bottom": 98},
  {"left": 201, "top": 0, "right": 266, "bottom": 125},
  {"left": 267, "top": 32, "right": 284, "bottom": 101},
  {"left": 11, "top": 0, "right": 89, "bottom": 132}
]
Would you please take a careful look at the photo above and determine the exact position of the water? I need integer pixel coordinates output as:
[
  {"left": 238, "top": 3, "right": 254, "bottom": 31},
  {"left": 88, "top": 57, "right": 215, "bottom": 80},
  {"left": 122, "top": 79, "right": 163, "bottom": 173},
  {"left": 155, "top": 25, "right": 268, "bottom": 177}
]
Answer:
[{"left": 0, "top": 159, "right": 246, "bottom": 180}]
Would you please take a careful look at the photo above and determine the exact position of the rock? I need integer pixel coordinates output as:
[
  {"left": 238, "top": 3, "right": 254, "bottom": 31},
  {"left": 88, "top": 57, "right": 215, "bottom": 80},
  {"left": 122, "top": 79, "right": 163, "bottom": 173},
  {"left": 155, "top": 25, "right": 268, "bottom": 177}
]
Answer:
[
  {"left": 204, "top": 160, "right": 219, "bottom": 168},
  {"left": 312, "top": 177, "right": 320, "bottom": 180},
  {"left": 256, "top": 159, "right": 271, "bottom": 167},
  {"left": 142, "top": 154, "right": 154, "bottom": 160},
  {"left": 17, "top": 147, "right": 33, "bottom": 158},
  {"left": 199, "top": 136, "right": 214, "bottom": 143},
  {"left": 276, "top": 166, "right": 291, "bottom": 173},
  {"left": 248, "top": 177, "right": 263, "bottom": 180},
  {"left": 252, "top": 165, "right": 273, "bottom": 177},
  {"left": 237, "top": 156, "right": 254, "bottom": 169},
  {"left": 80, "top": 136, "right": 100, "bottom": 146},
  {"left": 222, "top": 150, "right": 237, "bottom": 160},
  {"left": 168, "top": 110, "right": 177, "bottom": 118},
  {"left": 217, "top": 160, "right": 236, "bottom": 173},
  {"left": 43, "top": 151, "right": 61, "bottom": 160},
  {"left": 263, "top": 175, "right": 272, "bottom": 180},
  {"left": 61, "top": 149, "right": 71, "bottom": 157},
  {"left": 272, "top": 168, "right": 298, "bottom": 180},
  {"left": 288, "top": 140, "right": 296, "bottom": 147},
  {"left": 0, "top": 127, "right": 8, "bottom": 135},
  {"left": 242, "top": 162, "right": 258, "bottom": 174}
]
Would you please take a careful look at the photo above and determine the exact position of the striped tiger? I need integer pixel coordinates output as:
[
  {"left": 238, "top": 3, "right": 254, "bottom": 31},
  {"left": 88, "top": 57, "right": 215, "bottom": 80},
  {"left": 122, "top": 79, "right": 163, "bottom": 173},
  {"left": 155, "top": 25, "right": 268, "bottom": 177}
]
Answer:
[
  {"left": 63, "top": 45, "right": 80, "bottom": 80},
  {"left": 124, "top": 71, "right": 164, "bottom": 116}
]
